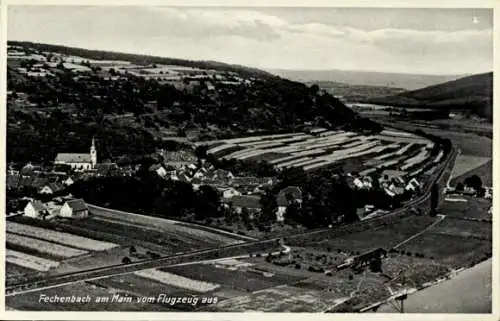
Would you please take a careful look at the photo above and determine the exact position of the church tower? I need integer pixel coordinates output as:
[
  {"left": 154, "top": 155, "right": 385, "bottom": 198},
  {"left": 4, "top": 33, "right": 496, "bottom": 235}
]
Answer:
[{"left": 90, "top": 137, "right": 97, "bottom": 168}]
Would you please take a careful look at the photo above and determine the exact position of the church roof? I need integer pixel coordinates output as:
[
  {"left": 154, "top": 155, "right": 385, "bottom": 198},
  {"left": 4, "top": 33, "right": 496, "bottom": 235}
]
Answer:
[{"left": 55, "top": 153, "right": 91, "bottom": 163}]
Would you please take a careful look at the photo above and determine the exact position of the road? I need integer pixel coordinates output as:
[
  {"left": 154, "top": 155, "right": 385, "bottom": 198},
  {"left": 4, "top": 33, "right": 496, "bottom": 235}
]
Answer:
[{"left": 377, "top": 259, "right": 492, "bottom": 313}]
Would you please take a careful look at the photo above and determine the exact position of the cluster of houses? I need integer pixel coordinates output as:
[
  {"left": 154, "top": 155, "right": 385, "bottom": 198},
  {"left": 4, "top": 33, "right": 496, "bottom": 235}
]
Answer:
[
  {"left": 348, "top": 169, "right": 421, "bottom": 198},
  {"left": 7, "top": 162, "right": 90, "bottom": 220},
  {"left": 146, "top": 154, "right": 306, "bottom": 222},
  {"left": 23, "top": 198, "right": 89, "bottom": 220}
]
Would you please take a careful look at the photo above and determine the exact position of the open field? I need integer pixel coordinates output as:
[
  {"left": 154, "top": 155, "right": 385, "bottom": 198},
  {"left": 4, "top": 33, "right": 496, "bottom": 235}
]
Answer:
[
  {"left": 303, "top": 216, "right": 439, "bottom": 253},
  {"left": 86, "top": 273, "right": 198, "bottom": 299},
  {"left": 439, "top": 197, "right": 491, "bottom": 220},
  {"left": 5, "top": 281, "right": 174, "bottom": 311},
  {"left": 430, "top": 218, "right": 491, "bottom": 240},
  {"left": 449, "top": 160, "right": 492, "bottom": 187},
  {"left": 89, "top": 205, "right": 246, "bottom": 245},
  {"left": 397, "top": 232, "right": 490, "bottom": 268},
  {"left": 6, "top": 250, "right": 60, "bottom": 272},
  {"left": 389, "top": 122, "right": 491, "bottom": 157},
  {"left": 6, "top": 233, "right": 88, "bottom": 258},
  {"left": 6, "top": 262, "right": 42, "bottom": 277},
  {"left": 449, "top": 155, "right": 490, "bottom": 180},
  {"left": 7, "top": 221, "right": 118, "bottom": 251},
  {"left": 135, "top": 269, "right": 221, "bottom": 293},
  {"left": 164, "top": 263, "right": 306, "bottom": 293},
  {"left": 206, "top": 284, "right": 349, "bottom": 312},
  {"left": 202, "top": 129, "right": 436, "bottom": 174}
]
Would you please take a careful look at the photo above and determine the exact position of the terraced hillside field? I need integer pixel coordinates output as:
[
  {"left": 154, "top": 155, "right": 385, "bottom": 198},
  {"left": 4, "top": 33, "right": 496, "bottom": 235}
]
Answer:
[{"left": 202, "top": 129, "right": 439, "bottom": 177}]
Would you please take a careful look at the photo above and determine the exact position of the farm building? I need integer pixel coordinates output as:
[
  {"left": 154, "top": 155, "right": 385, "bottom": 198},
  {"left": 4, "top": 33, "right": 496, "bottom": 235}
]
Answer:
[
  {"left": 59, "top": 199, "right": 89, "bottom": 219},
  {"left": 24, "top": 200, "right": 49, "bottom": 219}
]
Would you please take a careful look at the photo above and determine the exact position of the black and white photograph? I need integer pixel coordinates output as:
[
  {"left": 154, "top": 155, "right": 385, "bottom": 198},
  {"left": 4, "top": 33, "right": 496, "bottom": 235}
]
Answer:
[{"left": 2, "top": 2, "right": 495, "bottom": 317}]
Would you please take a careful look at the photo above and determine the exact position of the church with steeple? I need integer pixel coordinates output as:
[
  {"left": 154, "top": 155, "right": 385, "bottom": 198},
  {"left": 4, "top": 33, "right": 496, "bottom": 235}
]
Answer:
[{"left": 54, "top": 138, "right": 97, "bottom": 171}]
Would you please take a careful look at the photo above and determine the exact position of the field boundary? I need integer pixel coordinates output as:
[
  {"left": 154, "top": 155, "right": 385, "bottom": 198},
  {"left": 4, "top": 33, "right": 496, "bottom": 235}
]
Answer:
[{"left": 88, "top": 204, "right": 257, "bottom": 242}]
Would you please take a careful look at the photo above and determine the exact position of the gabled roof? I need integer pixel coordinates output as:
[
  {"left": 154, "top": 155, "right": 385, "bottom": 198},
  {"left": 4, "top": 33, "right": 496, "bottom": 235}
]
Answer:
[
  {"left": 47, "top": 182, "right": 65, "bottom": 193},
  {"left": 29, "top": 200, "right": 48, "bottom": 212},
  {"left": 149, "top": 164, "right": 165, "bottom": 171},
  {"left": 65, "top": 199, "right": 88, "bottom": 212},
  {"left": 224, "top": 195, "right": 261, "bottom": 209},
  {"left": 277, "top": 186, "right": 303, "bottom": 205},
  {"left": 32, "top": 177, "right": 50, "bottom": 188},
  {"left": 55, "top": 153, "right": 91, "bottom": 163}
]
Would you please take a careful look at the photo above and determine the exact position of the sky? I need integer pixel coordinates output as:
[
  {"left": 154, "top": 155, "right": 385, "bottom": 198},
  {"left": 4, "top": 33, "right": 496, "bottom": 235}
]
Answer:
[{"left": 7, "top": 6, "right": 494, "bottom": 75}]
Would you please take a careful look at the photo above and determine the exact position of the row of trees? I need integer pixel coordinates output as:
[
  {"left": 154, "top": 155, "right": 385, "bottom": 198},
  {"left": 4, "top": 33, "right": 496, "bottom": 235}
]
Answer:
[{"left": 69, "top": 170, "right": 223, "bottom": 221}]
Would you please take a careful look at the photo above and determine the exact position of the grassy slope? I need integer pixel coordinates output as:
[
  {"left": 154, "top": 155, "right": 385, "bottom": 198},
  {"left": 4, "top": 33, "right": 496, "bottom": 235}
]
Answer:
[{"left": 366, "top": 72, "right": 493, "bottom": 117}]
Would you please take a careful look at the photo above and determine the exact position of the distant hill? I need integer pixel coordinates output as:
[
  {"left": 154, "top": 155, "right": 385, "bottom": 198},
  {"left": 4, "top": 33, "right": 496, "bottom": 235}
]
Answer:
[
  {"left": 305, "top": 81, "right": 406, "bottom": 102},
  {"left": 366, "top": 72, "right": 493, "bottom": 120},
  {"left": 7, "top": 41, "right": 385, "bottom": 164},
  {"left": 8, "top": 41, "right": 273, "bottom": 78},
  {"left": 267, "top": 69, "right": 465, "bottom": 90}
]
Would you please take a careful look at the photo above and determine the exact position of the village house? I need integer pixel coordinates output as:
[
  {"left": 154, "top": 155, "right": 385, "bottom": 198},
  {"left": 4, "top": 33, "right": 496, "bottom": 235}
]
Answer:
[
  {"left": 93, "top": 162, "right": 119, "bottom": 177},
  {"left": 54, "top": 138, "right": 97, "bottom": 171},
  {"left": 38, "top": 182, "right": 65, "bottom": 195},
  {"left": 63, "top": 176, "right": 75, "bottom": 186},
  {"left": 220, "top": 187, "right": 242, "bottom": 199},
  {"left": 24, "top": 200, "right": 50, "bottom": 219},
  {"left": 405, "top": 178, "right": 421, "bottom": 192},
  {"left": 223, "top": 195, "right": 262, "bottom": 217},
  {"left": 59, "top": 199, "right": 89, "bottom": 219},
  {"left": 275, "top": 186, "right": 303, "bottom": 222},
  {"left": 149, "top": 164, "right": 168, "bottom": 178}
]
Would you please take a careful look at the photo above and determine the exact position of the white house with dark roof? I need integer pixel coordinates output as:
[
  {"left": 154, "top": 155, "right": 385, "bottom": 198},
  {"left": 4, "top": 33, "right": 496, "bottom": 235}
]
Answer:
[
  {"left": 54, "top": 138, "right": 97, "bottom": 171},
  {"left": 59, "top": 199, "right": 89, "bottom": 219},
  {"left": 24, "top": 200, "right": 49, "bottom": 219}
]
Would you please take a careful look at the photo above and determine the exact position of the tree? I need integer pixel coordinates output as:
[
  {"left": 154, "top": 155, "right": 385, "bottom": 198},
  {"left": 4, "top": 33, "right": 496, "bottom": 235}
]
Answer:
[
  {"left": 284, "top": 201, "right": 302, "bottom": 225},
  {"left": 476, "top": 186, "right": 486, "bottom": 198},
  {"left": 464, "top": 175, "right": 482, "bottom": 190},
  {"left": 259, "top": 189, "right": 278, "bottom": 223},
  {"left": 455, "top": 182, "right": 464, "bottom": 192},
  {"left": 195, "top": 185, "right": 221, "bottom": 220},
  {"left": 369, "top": 257, "right": 382, "bottom": 273},
  {"left": 129, "top": 245, "right": 137, "bottom": 255},
  {"left": 241, "top": 207, "right": 251, "bottom": 227},
  {"left": 122, "top": 257, "right": 132, "bottom": 264}
]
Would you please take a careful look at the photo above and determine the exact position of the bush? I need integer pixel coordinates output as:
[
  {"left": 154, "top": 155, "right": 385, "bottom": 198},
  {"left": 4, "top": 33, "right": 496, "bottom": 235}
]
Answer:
[
  {"left": 326, "top": 247, "right": 332, "bottom": 252},
  {"left": 406, "top": 252, "right": 412, "bottom": 256},
  {"left": 348, "top": 274, "right": 354, "bottom": 280},
  {"left": 337, "top": 249, "right": 342, "bottom": 253},
  {"left": 256, "top": 253, "right": 262, "bottom": 257},
  {"left": 295, "top": 263, "right": 301, "bottom": 269},
  {"left": 308, "top": 265, "right": 324, "bottom": 273}
]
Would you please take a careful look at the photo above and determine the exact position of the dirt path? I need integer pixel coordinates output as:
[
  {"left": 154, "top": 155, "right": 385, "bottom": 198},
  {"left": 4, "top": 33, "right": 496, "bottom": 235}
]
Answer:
[{"left": 392, "top": 214, "right": 446, "bottom": 250}]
